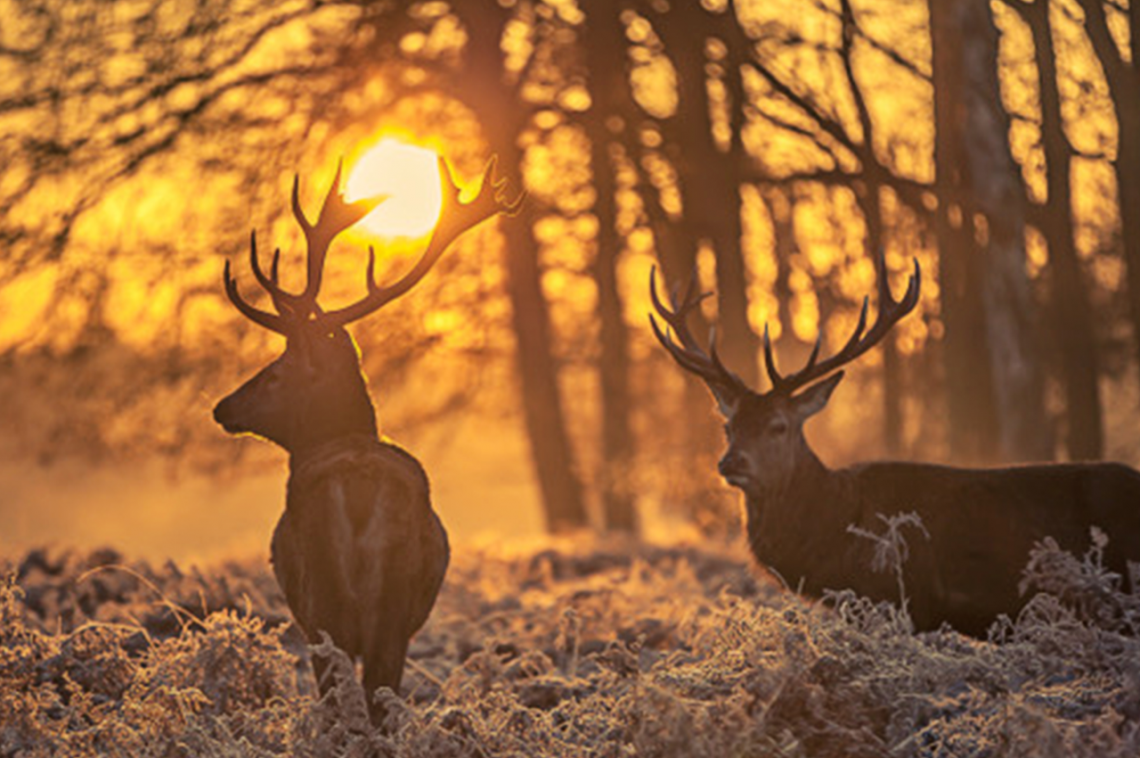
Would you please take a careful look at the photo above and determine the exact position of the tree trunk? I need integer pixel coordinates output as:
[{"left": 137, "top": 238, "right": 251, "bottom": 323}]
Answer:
[
  {"left": 929, "top": 0, "right": 1051, "bottom": 463},
  {"left": 457, "top": 10, "right": 589, "bottom": 531},
  {"left": 1024, "top": 0, "right": 1102, "bottom": 459},
  {"left": 655, "top": 3, "right": 757, "bottom": 386},
  {"left": 1077, "top": 0, "right": 1140, "bottom": 417},
  {"left": 581, "top": 0, "right": 637, "bottom": 533},
  {"left": 499, "top": 199, "right": 589, "bottom": 531},
  {"left": 1113, "top": 86, "right": 1140, "bottom": 406},
  {"left": 646, "top": 5, "right": 741, "bottom": 420},
  {"left": 960, "top": 2, "right": 1051, "bottom": 461}
]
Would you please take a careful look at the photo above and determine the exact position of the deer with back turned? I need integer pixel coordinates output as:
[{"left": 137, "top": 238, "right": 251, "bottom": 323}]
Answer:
[
  {"left": 214, "top": 156, "right": 520, "bottom": 722},
  {"left": 650, "top": 252, "right": 1140, "bottom": 636}
]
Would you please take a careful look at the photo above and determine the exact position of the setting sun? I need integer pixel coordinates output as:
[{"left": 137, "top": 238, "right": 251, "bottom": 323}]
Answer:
[{"left": 345, "top": 139, "right": 442, "bottom": 239}]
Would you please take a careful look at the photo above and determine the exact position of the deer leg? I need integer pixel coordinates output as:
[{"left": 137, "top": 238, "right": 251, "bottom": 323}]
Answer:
[{"left": 362, "top": 625, "right": 410, "bottom": 728}]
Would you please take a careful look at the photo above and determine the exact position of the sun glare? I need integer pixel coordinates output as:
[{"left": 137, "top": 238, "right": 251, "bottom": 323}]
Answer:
[{"left": 345, "top": 139, "right": 442, "bottom": 239}]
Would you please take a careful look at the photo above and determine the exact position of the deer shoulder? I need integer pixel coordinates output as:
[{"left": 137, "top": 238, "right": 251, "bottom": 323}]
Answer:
[{"left": 276, "top": 436, "right": 447, "bottom": 649}]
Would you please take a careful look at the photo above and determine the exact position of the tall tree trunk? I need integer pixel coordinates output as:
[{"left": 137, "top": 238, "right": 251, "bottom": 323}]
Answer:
[
  {"left": 931, "top": 0, "right": 999, "bottom": 464},
  {"left": 1023, "top": 0, "right": 1102, "bottom": 459},
  {"left": 962, "top": 3, "right": 1052, "bottom": 461},
  {"left": 640, "top": 4, "right": 739, "bottom": 532},
  {"left": 1078, "top": 0, "right": 1140, "bottom": 411},
  {"left": 457, "top": 10, "right": 589, "bottom": 531},
  {"left": 581, "top": 0, "right": 637, "bottom": 533},
  {"left": 646, "top": 7, "right": 739, "bottom": 421},
  {"left": 929, "top": 0, "right": 1051, "bottom": 463},
  {"left": 654, "top": 2, "right": 757, "bottom": 386},
  {"left": 1118, "top": 116, "right": 1140, "bottom": 391},
  {"left": 500, "top": 197, "right": 589, "bottom": 531}
]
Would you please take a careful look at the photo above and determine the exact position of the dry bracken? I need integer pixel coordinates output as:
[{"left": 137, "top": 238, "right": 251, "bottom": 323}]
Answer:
[{"left": 2, "top": 532, "right": 1139, "bottom": 757}]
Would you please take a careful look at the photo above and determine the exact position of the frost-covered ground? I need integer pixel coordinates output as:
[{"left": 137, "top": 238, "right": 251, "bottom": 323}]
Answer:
[{"left": 2, "top": 535, "right": 1139, "bottom": 757}]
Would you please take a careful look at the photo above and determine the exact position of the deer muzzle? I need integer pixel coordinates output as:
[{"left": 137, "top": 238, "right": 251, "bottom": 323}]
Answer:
[
  {"left": 718, "top": 451, "right": 751, "bottom": 488},
  {"left": 213, "top": 396, "right": 245, "bottom": 434}
]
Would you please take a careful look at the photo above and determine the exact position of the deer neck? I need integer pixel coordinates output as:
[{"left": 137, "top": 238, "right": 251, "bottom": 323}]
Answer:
[
  {"left": 286, "top": 393, "right": 379, "bottom": 470},
  {"left": 743, "top": 447, "right": 846, "bottom": 558}
]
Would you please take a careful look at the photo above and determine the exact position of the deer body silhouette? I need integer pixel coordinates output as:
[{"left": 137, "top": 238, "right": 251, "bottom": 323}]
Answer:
[
  {"left": 650, "top": 253, "right": 1140, "bottom": 636},
  {"left": 215, "top": 157, "right": 520, "bottom": 721}
]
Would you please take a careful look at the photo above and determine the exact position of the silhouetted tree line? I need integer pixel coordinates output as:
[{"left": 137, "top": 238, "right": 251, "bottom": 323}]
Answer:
[{"left": 2, "top": 0, "right": 1138, "bottom": 534}]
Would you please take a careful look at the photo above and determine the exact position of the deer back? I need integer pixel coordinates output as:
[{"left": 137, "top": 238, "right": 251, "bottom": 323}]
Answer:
[
  {"left": 272, "top": 435, "right": 448, "bottom": 657},
  {"left": 748, "top": 458, "right": 1140, "bottom": 634}
]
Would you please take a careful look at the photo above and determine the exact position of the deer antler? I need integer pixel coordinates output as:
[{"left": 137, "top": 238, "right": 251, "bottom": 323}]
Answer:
[
  {"left": 648, "top": 266, "right": 748, "bottom": 400},
  {"left": 649, "top": 248, "right": 920, "bottom": 401},
  {"left": 224, "top": 155, "right": 522, "bottom": 336},
  {"left": 224, "top": 160, "right": 387, "bottom": 335},
  {"left": 316, "top": 155, "right": 524, "bottom": 330},
  {"left": 762, "top": 248, "right": 919, "bottom": 395}
]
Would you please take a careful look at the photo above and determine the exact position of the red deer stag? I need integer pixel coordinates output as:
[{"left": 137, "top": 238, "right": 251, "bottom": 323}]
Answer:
[
  {"left": 650, "top": 251, "right": 1140, "bottom": 636},
  {"left": 215, "top": 157, "right": 521, "bottom": 721}
]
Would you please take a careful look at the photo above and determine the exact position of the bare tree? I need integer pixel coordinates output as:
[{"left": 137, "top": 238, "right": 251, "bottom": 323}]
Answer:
[
  {"left": 8, "top": 0, "right": 1139, "bottom": 543},
  {"left": 644, "top": 1, "right": 758, "bottom": 386},
  {"left": 580, "top": 0, "right": 638, "bottom": 532},
  {"left": 3, "top": 0, "right": 594, "bottom": 532},
  {"left": 930, "top": 0, "right": 1052, "bottom": 462},
  {"left": 444, "top": 5, "right": 590, "bottom": 532},
  {"left": 1077, "top": 0, "right": 1140, "bottom": 397},
  {"left": 1011, "top": 0, "right": 1103, "bottom": 459}
]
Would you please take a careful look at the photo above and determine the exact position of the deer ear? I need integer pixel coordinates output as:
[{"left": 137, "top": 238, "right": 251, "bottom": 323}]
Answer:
[{"left": 793, "top": 371, "right": 844, "bottom": 420}]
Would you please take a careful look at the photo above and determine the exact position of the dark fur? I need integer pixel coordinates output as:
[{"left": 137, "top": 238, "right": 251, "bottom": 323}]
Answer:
[
  {"left": 724, "top": 387, "right": 1140, "bottom": 636},
  {"left": 215, "top": 327, "right": 449, "bottom": 721},
  {"left": 651, "top": 260, "right": 1140, "bottom": 636}
]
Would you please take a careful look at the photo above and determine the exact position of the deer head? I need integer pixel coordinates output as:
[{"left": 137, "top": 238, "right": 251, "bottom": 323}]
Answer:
[
  {"left": 215, "top": 156, "right": 523, "bottom": 458},
  {"left": 649, "top": 250, "right": 920, "bottom": 497}
]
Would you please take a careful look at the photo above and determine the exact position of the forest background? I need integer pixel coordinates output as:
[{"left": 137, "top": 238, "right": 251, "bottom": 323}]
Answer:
[{"left": 2, "top": 0, "right": 1139, "bottom": 560}]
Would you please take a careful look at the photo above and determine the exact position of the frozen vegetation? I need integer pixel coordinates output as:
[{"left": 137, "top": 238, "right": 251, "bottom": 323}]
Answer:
[{"left": 2, "top": 533, "right": 1139, "bottom": 757}]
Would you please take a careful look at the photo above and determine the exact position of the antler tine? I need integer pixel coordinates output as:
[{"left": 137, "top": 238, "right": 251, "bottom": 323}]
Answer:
[
  {"left": 433, "top": 155, "right": 526, "bottom": 235},
  {"left": 223, "top": 259, "right": 289, "bottom": 335},
  {"left": 768, "top": 248, "right": 921, "bottom": 395},
  {"left": 284, "top": 159, "right": 388, "bottom": 315},
  {"left": 803, "top": 335, "right": 822, "bottom": 373},
  {"left": 648, "top": 266, "right": 707, "bottom": 348},
  {"left": 762, "top": 324, "right": 784, "bottom": 389},
  {"left": 247, "top": 231, "right": 293, "bottom": 314},
  {"left": 648, "top": 266, "right": 746, "bottom": 393},
  {"left": 289, "top": 173, "right": 315, "bottom": 309},
  {"left": 650, "top": 267, "right": 700, "bottom": 341},
  {"left": 319, "top": 155, "right": 523, "bottom": 330},
  {"left": 707, "top": 326, "right": 741, "bottom": 383},
  {"left": 762, "top": 324, "right": 777, "bottom": 383},
  {"left": 648, "top": 313, "right": 708, "bottom": 378},
  {"left": 763, "top": 321, "right": 826, "bottom": 391},
  {"left": 901, "top": 256, "right": 922, "bottom": 310},
  {"left": 222, "top": 160, "right": 386, "bottom": 335}
]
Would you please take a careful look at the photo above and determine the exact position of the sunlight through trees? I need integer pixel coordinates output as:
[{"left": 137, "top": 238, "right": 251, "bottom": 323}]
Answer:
[{"left": 2, "top": 0, "right": 1140, "bottom": 538}]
